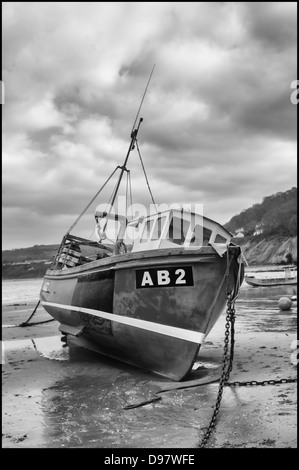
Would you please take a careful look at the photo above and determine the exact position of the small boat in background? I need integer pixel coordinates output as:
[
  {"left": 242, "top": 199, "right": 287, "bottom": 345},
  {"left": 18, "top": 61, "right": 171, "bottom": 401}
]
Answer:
[{"left": 245, "top": 266, "right": 297, "bottom": 287}]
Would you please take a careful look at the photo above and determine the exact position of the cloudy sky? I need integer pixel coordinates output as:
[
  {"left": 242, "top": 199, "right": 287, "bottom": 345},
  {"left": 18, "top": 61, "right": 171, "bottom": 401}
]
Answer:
[{"left": 2, "top": 2, "right": 297, "bottom": 249}]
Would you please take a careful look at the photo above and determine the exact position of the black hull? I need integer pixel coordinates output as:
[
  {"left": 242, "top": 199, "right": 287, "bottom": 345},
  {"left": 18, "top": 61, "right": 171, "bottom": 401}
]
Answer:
[{"left": 40, "top": 246, "right": 243, "bottom": 380}]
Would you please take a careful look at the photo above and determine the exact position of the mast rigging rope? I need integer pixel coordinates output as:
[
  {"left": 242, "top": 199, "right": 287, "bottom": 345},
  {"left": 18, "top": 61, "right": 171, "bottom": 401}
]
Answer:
[{"left": 136, "top": 139, "right": 157, "bottom": 210}]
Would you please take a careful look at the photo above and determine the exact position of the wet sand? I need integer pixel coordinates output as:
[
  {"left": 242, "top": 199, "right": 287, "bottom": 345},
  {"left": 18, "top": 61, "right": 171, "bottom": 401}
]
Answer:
[{"left": 2, "top": 284, "right": 297, "bottom": 448}]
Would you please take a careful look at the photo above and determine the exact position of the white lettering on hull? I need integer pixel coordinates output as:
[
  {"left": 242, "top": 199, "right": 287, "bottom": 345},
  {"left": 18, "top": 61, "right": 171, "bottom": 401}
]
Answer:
[{"left": 136, "top": 266, "right": 193, "bottom": 288}]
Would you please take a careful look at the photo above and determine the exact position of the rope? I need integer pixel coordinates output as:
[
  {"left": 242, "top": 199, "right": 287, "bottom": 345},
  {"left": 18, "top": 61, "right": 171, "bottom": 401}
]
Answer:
[
  {"left": 126, "top": 169, "right": 130, "bottom": 219},
  {"left": 125, "top": 170, "right": 134, "bottom": 221},
  {"left": 135, "top": 139, "right": 157, "bottom": 210},
  {"left": 20, "top": 319, "right": 55, "bottom": 327},
  {"left": 18, "top": 299, "right": 55, "bottom": 327},
  {"left": 128, "top": 170, "right": 133, "bottom": 217},
  {"left": 106, "top": 167, "right": 123, "bottom": 211},
  {"left": 18, "top": 299, "right": 41, "bottom": 327},
  {"left": 65, "top": 166, "right": 119, "bottom": 235},
  {"left": 101, "top": 166, "right": 130, "bottom": 235}
]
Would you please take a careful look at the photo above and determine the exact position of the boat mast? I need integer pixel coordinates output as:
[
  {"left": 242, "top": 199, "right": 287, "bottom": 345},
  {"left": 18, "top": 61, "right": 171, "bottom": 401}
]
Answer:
[
  {"left": 60, "top": 65, "right": 155, "bottom": 244},
  {"left": 109, "top": 117, "right": 143, "bottom": 208},
  {"left": 109, "top": 64, "right": 155, "bottom": 209}
]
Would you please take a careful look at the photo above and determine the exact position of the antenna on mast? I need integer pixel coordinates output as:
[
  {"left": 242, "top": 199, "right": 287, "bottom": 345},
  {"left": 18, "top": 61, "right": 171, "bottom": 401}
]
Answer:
[
  {"left": 62, "top": 65, "right": 157, "bottom": 239},
  {"left": 107, "top": 64, "right": 156, "bottom": 209},
  {"left": 131, "top": 64, "right": 156, "bottom": 135}
]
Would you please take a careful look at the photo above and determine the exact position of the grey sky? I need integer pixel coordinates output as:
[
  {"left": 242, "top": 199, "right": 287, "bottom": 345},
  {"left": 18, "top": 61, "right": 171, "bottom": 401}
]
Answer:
[{"left": 2, "top": 2, "right": 297, "bottom": 249}]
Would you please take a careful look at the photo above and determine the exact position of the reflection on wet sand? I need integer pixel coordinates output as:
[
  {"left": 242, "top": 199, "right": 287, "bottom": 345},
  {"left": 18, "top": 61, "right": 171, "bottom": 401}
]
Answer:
[
  {"left": 236, "top": 284, "right": 297, "bottom": 333},
  {"left": 2, "top": 282, "right": 297, "bottom": 448}
]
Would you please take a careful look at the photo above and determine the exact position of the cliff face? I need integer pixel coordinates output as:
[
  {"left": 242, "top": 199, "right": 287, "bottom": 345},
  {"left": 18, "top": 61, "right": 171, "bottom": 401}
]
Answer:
[{"left": 235, "top": 236, "right": 297, "bottom": 266}]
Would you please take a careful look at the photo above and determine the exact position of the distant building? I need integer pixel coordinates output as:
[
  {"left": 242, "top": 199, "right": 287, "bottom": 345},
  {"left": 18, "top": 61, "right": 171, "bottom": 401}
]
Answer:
[
  {"left": 233, "top": 227, "right": 245, "bottom": 238},
  {"left": 253, "top": 224, "right": 264, "bottom": 236}
]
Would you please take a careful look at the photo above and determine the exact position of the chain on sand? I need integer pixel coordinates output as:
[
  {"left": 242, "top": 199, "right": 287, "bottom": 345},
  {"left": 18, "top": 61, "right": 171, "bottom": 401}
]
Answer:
[
  {"left": 198, "top": 266, "right": 296, "bottom": 447},
  {"left": 198, "top": 288, "right": 236, "bottom": 448}
]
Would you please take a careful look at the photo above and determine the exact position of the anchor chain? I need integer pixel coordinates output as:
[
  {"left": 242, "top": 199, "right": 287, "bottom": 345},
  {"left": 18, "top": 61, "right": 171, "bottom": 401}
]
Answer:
[
  {"left": 226, "top": 377, "right": 297, "bottom": 387},
  {"left": 199, "top": 264, "right": 236, "bottom": 448},
  {"left": 198, "top": 253, "right": 296, "bottom": 447}
]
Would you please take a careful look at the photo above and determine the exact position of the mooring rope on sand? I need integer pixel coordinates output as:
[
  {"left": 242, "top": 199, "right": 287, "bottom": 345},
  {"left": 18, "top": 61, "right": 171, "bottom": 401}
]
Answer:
[
  {"left": 123, "top": 369, "right": 222, "bottom": 410},
  {"left": 18, "top": 300, "right": 55, "bottom": 327}
]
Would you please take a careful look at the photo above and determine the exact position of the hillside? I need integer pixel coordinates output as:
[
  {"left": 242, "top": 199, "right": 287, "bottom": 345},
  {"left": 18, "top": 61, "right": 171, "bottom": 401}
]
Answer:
[
  {"left": 2, "top": 244, "right": 59, "bottom": 264},
  {"left": 232, "top": 235, "right": 297, "bottom": 266},
  {"left": 2, "top": 244, "right": 59, "bottom": 279},
  {"left": 224, "top": 187, "right": 297, "bottom": 266},
  {"left": 224, "top": 187, "right": 297, "bottom": 238}
]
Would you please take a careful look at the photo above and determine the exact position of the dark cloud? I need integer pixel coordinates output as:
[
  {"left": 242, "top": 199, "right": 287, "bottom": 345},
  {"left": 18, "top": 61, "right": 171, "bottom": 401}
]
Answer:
[
  {"left": 240, "top": 2, "right": 297, "bottom": 50},
  {"left": 2, "top": 2, "right": 297, "bottom": 249}
]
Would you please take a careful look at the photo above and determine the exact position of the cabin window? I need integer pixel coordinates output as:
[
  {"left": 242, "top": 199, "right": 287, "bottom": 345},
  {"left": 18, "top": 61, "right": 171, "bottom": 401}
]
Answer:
[
  {"left": 190, "top": 225, "right": 212, "bottom": 246},
  {"left": 167, "top": 215, "right": 190, "bottom": 245},
  {"left": 151, "top": 216, "right": 167, "bottom": 240},
  {"left": 125, "top": 224, "right": 140, "bottom": 246},
  {"left": 190, "top": 224, "right": 202, "bottom": 246},
  {"left": 202, "top": 227, "right": 212, "bottom": 245},
  {"left": 214, "top": 233, "right": 228, "bottom": 244},
  {"left": 140, "top": 219, "right": 154, "bottom": 243}
]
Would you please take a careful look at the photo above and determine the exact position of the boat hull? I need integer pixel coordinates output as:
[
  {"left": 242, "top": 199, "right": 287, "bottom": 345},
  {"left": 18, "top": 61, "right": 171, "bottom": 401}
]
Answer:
[{"left": 40, "top": 246, "right": 243, "bottom": 380}]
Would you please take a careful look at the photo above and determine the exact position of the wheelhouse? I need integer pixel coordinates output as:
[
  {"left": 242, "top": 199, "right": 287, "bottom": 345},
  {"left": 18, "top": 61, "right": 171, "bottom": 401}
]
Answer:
[
  {"left": 130, "top": 209, "right": 232, "bottom": 252},
  {"left": 53, "top": 208, "right": 233, "bottom": 270}
]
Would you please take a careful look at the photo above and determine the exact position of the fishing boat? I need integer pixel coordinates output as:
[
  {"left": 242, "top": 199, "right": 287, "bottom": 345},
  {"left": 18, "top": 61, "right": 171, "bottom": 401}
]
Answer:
[
  {"left": 40, "top": 77, "right": 245, "bottom": 381},
  {"left": 245, "top": 266, "right": 297, "bottom": 287}
]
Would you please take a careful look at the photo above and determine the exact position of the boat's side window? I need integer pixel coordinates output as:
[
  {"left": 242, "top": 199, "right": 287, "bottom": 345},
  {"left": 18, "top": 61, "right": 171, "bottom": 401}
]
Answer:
[
  {"left": 202, "top": 227, "right": 212, "bottom": 245},
  {"left": 167, "top": 216, "right": 190, "bottom": 245},
  {"left": 151, "top": 216, "right": 167, "bottom": 240},
  {"left": 140, "top": 219, "right": 154, "bottom": 243},
  {"left": 190, "top": 225, "right": 212, "bottom": 246},
  {"left": 214, "top": 233, "right": 228, "bottom": 244},
  {"left": 190, "top": 225, "right": 202, "bottom": 246}
]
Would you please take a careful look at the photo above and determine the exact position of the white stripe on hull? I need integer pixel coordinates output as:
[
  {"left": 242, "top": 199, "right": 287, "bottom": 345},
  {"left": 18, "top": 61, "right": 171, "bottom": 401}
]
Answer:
[{"left": 41, "top": 301, "right": 205, "bottom": 344}]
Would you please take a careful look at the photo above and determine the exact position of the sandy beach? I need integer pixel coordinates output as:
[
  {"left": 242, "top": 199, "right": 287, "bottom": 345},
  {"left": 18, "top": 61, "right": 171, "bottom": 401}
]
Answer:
[{"left": 2, "top": 284, "right": 297, "bottom": 449}]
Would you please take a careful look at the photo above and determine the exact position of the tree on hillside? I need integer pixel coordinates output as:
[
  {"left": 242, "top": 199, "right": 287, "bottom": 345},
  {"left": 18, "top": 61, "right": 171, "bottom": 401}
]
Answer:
[{"left": 224, "top": 187, "right": 297, "bottom": 237}]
